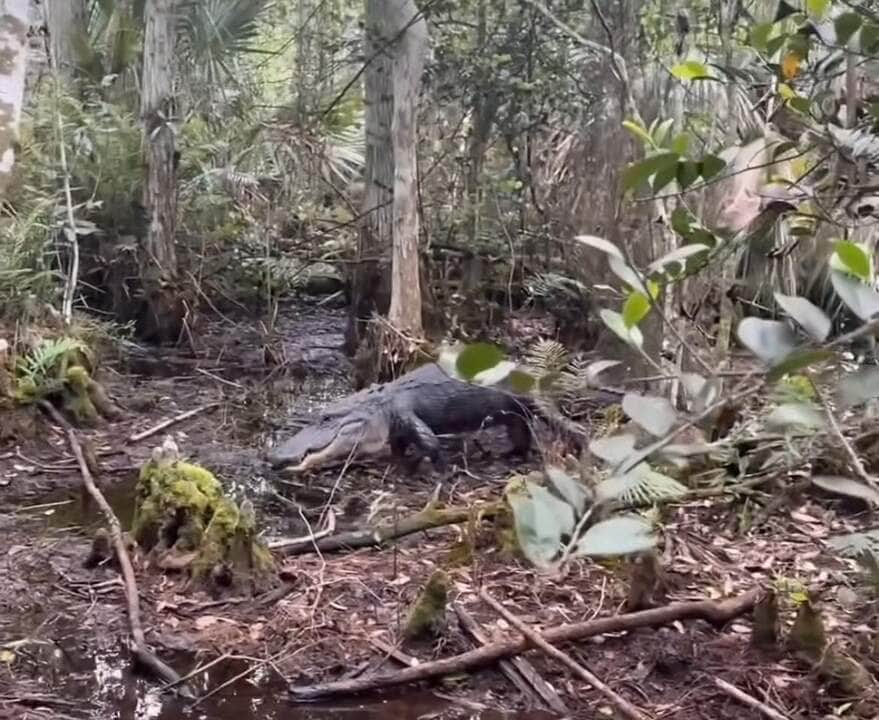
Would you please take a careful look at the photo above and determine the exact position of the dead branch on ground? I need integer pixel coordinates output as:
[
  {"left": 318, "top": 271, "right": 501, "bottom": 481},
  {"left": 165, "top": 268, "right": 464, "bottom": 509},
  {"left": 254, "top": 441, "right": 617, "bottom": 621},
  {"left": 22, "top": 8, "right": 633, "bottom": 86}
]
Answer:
[
  {"left": 127, "top": 402, "right": 220, "bottom": 444},
  {"left": 480, "top": 588, "right": 650, "bottom": 720},
  {"left": 289, "top": 587, "right": 762, "bottom": 699},
  {"left": 712, "top": 677, "right": 792, "bottom": 720}
]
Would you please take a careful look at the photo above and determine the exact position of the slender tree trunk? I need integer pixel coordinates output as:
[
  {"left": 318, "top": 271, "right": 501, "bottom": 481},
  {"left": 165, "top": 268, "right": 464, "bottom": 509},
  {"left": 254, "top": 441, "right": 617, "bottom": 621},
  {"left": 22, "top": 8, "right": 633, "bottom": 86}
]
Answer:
[
  {"left": 345, "top": 0, "right": 395, "bottom": 352},
  {"left": 140, "top": 0, "right": 183, "bottom": 342},
  {"left": 0, "top": 0, "right": 28, "bottom": 198},
  {"left": 44, "top": 0, "right": 87, "bottom": 81},
  {"left": 386, "top": 0, "right": 427, "bottom": 335}
]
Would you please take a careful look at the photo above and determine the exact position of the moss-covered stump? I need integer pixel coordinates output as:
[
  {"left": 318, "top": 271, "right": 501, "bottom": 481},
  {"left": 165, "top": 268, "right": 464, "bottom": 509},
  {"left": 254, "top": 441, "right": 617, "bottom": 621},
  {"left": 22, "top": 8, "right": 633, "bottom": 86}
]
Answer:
[
  {"left": 132, "top": 439, "right": 275, "bottom": 592},
  {"left": 402, "top": 570, "right": 450, "bottom": 642}
]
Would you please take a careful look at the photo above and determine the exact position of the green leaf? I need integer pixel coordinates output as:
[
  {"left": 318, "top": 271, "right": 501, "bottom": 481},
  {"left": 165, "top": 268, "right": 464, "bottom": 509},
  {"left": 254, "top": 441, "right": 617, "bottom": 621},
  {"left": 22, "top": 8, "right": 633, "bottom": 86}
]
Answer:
[
  {"left": 670, "top": 132, "right": 690, "bottom": 155},
  {"left": 584, "top": 360, "right": 621, "bottom": 384},
  {"left": 652, "top": 118, "right": 675, "bottom": 147},
  {"left": 750, "top": 22, "right": 774, "bottom": 52},
  {"left": 773, "top": 293, "right": 831, "bottom": 341},
  {"left": 508, "top": 369, "right": 537, "bottom": 394},
  {"left": 861, "top": 22, "right": 879, "bottom": 54},
  {"left": 830, "top": 271, "right": 879, "bottom": 321},
  {"left": 671, "top": 61, "right": 711, "bottom": 80},
  {"left": 765, "top": 402, "right": 825, "bottom": 430},
  {"left": 788, "top": 96, "right": 812, "bottom": 115},
  {"left": 456, "top": 343, "right": 505, "bottom": 380},
  {"left": 833, "top": 240, "right": 872, "bottom": 280},
  {"left": 506, "top": 480, "right": 574, "bottom": 567},
  {"left": 622, "top": 393, "right": 678, "bottom": 437},
  {"left": 621, "top": 153, "right": 679, "bottom": 192},
  {"left": 767, "top": 349, "right": 834, "bottom": 383},
  {"left": 589, "top": 434, "right": 637, "bottom": 466},
  {"left": 676, "top": 160, "right": 700, "bottom": 189},
  {"left": 545, "top": 466, "right": 590, "bottom": 515},
  {"left": 835, "top": 12, "right": 863, "bottom": 45},
  {"left": 811, "top": 475, "right": 879, "bottom": 506},
  {"left": 600, "top": 309, "right": 645, "bottom": 348},
  {"left": 652, "top": 161, "right": 679, "bottom": 193},
  {"left": 839, "top": 368, "right": 879, "bottom": 408},
  {"left": 608, "top": 256, "right": 648, "bottom": 294},
  {"left": 670, "top": 207, "right": 692, "bottom": 236},
  {"left": 774, "top": 0, "right": 798, "bottom": 22},
  {"left": 622, "top": 119, "right": 654, "bottom": 147},
  {"left": 574, "top": 235, "right": 625, "bottom": 260},
  {"left": 472, "top": 360, "right": 517, "bottom": 386},
  {"left": 766, "top": 35, "right": 788, "bottom": 57},
  {"left": 736, "top": 317, "right": 799, "bottom": 364},
  {"left": 806, "top": 0, "right": 830, "bottom": 19},
  {"left": 699, "top": 154, "right": 727, "bottom": 180},
  {"left": 575, "top": 515, "right": 656, "bottom": 558},
  {"left": 622, "top": 291, "right": 651, "bottom": 328}
]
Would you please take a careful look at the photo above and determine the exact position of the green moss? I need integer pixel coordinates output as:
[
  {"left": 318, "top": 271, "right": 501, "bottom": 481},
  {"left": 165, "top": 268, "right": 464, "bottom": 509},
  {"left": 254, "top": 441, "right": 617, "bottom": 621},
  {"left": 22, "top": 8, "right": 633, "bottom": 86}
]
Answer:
[{"left": 403, "top": 570, "right": 449, "bottom": 641}]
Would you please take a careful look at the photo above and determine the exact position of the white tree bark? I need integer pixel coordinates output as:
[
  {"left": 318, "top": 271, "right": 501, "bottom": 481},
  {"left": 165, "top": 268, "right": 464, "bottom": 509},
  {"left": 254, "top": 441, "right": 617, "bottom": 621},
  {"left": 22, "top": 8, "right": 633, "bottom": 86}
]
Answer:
[
  {"left": 0, "top": 0, "right": 29, "bottom": 197},
  {"left": 44, "top": 0, "right": 87, "bottom": 80},
  {"left": 387, "top": 0, "right": 427, "bottom": 335}
]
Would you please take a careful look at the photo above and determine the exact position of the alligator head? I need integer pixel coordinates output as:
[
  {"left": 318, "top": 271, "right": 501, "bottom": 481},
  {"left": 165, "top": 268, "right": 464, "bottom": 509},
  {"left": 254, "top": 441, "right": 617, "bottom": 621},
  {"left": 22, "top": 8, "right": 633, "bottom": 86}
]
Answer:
[{"left": 266, "top": 408, "right": 390, "bottom": 472}]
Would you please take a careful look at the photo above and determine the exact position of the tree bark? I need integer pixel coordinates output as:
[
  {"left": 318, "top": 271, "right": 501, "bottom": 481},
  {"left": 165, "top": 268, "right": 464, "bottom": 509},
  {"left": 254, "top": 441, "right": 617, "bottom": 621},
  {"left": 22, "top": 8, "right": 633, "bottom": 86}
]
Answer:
[
  {"left": 0, "top": 0, "right": 29, "bottom": 198},
  {"left": 345, "top": 0, "right": 395, "bottom": 353},
  {"left": 140, "top": 0, "right": 183, "bottom": 343},
  {"left": 44, "top": 0, "right": 87, "bottom": 81},
  {"left": 386, "top": 0, "right": 428, "bottom": 336}
]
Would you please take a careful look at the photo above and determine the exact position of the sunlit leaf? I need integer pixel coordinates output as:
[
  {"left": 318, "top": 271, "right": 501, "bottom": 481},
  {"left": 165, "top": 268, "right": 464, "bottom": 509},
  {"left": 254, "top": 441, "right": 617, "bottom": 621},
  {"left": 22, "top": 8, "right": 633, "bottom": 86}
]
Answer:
[
  {"left": 574, "top": 235, "right": 625, "bottom": 260},
  {"left": 575, "top": 515, "right": 656, "bottom": 557},
  {"left": 699, "top": 154, "right": 727, "bottom": 179},
  {"left": 456, "top": 343, "right": 505, "bottom": 380},
  {"left": 671, "top": 60, "right": 712, "bottom": 80},
  {"left": 622, "top": 119, "right": 654, "bottom": 147},
  {"left": 608, "top": 256, "right": 648, "bottom": 294},
  {"left": 806, "top": 0, "right": 829, "bottom": 19},
  {"left": 765, "top": 402, "right": 825, "bottom": 430},
  {"left": 622, "top": 393, "right": 678, "bottom": 437},
  {"left": 589, "top": 434, "right": 637, "bottom": 466},
  {"left": 736, "top": 317, "right": 798, "bottom": 364},
  {"left": 767, "top": 349, "right": 834, "bottom": 383},
  {"left": 595, "top": 464, "right": 688, "bottom": 505},
  {"left": 812, "top": 475, "right": 879, "bottom": 506},
  {"left": 773, "top": 293, "right": 831, "bottom": 341},
  {"left": 585, "top": 360, "right": 620, "bottom": 384},
  {"left": 648, "top": 243, "right": 710, "bottom": 276},
  {"left": 832, "top": 240, "right": 872, "bottom": 280},
  {"left": 600, "top": 309, "right": 644, "bottom": 348},
  {"left": 622, "top": 292, "right": 651, "bottom": 328},
  {"left": 670, "top": 132, "right": 690, "bottom": 155},
  {"left": 545, "top": 466, "right": 590, "bottom": 515},
  {"left": 621, "top": 153, "right": 679, "bottom": 192},
  {"left": 472, "top": 360, "right": 517, "bottom": 386},
  {"left": 830, "top": 271, "right": 879, "bottom": 321},
  {"left": 835, "top": 12, "right": 863, "bottom": 45},
  {"left": 508, "top": 370, "right": 537, "bottom": 394},
  {"left": 750, "top": 22, "right": 774, "bottom": 52}
]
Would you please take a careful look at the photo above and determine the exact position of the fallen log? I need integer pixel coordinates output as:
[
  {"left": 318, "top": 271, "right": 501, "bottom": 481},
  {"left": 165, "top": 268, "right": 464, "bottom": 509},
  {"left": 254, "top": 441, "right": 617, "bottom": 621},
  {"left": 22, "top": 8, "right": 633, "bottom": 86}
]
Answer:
[{"left": 289, "top": 587, "right": 762, "bottom": 700}]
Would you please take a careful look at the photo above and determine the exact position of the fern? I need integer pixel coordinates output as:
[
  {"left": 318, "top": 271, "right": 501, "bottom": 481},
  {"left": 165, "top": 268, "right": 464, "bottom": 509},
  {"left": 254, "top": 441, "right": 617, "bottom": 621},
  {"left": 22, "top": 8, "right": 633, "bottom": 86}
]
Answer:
[
  {"left": 18, "top": 338, "right": 89, "bottom": 387},
  {"left": 524, "top": 339, "right": 569, "bottom": 377},
  {"left": 594, "top": 465, "right": 688, "bottom": 507}
]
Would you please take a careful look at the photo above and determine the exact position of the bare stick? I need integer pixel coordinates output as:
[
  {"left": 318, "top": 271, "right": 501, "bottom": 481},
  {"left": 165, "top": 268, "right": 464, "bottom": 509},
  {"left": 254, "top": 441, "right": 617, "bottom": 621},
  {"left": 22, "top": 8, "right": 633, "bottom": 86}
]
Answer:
[
  {"left": 713, "top": 677, "right": 792, "bottom": 720},
  {"left": 289, "top": 588, "right": 761, "bottom": 699},
  {"left": 39, "top": 402, "right": 188, "bottom": 694},
  {"left": 479, "top": 589, "right": 650, "bottom": 720},
  {"left": 455, "top": 603, "right": 569, "bottom": 715},
  {"left": 127, "top": 402, "right": 220, "bottom": 444}
]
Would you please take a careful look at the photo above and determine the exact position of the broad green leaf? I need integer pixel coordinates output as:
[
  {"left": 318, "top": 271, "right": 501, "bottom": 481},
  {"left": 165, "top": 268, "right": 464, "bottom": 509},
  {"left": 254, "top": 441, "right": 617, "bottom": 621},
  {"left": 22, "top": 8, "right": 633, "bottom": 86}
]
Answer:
[
  {"left": 830, "top": 271, "right": 879, "bottom": 321},
  {"left": 671, "top": 61, "right": 711, "bottom": 80},
  {"left": 765, "top": 402, "right": 825, "bottom": 430},
  {"left": 773, "top": 293, "right": 831, "bottom": 341},
  {"left": 861, "top": 22, "right": 879, "bottom": 54},
  {"left": 507, "top": 492, "right": 560, "bottom": 568},
  {"left": 575, "top": 515, "right": 656, "bottom": 557},
  {"left": 670, "top": 132, "right": 690, "bottom": 155},
  {"left": 608, "top": 255, "right": 648, "bottom": 294},
  {"left": 832, "top": 240, "right": 872, "bottom": 280},
  {"left": 774, "top": 0, "right": 798, "bottom": 22},
  {"left": 736, "top": 317, "right": 798, "bottom": 364},
  {"left": 680, "top": 372, "right": 706, "bottom": 400},
  {"left": 508, "top": 369, "right": 537, "bottom": 394},
  {"left": 648, "top": 243, "right": 710, "bottom": 276},
  {"left": 767, "top": 349, "right": 834, "bottom": 383},
  {"left": 595, "top": 464, "right": 688, "bottom": 505},
  {"left": 670, "top": 207, "right": 692, "bottom": 236},
  {"left": 835, "top": 12, "right": 863, "bottom": 46},
  {"left": 699, "top": 154, "right": 727, "bottom": 180},
  {"left": 574, "top": 235, "right": 624, "bottom": 260},
  {"left": 806, "top": 0, "right": 829, "bottom": 19},
  {"left": 788, "top": 96, "right": 812, "bottom": 115},
  {"left": 600, "top": 309, "right": 644, "bottom": 348},
  {"left": 473, "top": 360, "right": 517, "bottom": 386},
  {"left": 529, "top": 482, "right": 576, "bottom": 537},
  {"left": 811, "top": 475, "right": 879, "bottom": 506},
  {"left": 456, "top": 343, "right": 505, "bottom": 380},
  {"left": 589, "top": 434, "right": 637, "bottom": 466},
  {"left": 622, "top": 393, "right": 678, "bottom": 437},
  {"left": 750, "top": 22, "right": 774, "bottom": 52},
  {"left": 545, "top": 466, "right": 590, "bottom": 515},
  {"left": 676, "top": 160, "right": 700, "bottom": 189},
  {"left": 839, "top": 368, "right": 879, "bottom": 407},
  {"left": 622, "top": 291, "right": 651, "bottom": 328},
  {"left": 652, "top": 118, "right": 675, "bottom": 148},
  {"left": 621, "top": 152, "right": 679, "bottom": 192},
  {"left": 778, "top": 82, "right": 796, "bottom": 100},
  {"left": 653, "top": 161, "right": 679, "bottom": 193},
  {"left": 622, "top": 119, "right": 654, "bottom": 147}
]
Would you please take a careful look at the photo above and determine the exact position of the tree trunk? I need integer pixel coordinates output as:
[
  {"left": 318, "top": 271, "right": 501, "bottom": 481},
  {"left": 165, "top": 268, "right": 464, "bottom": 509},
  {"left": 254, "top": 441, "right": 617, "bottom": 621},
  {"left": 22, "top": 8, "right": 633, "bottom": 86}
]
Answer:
[
  {"left": 345, "top": 0, "right": 395, "bottom": 352},
  {"left": 0, "top": 0, "right": 28, "bottom": 198},
  {"left": 140, "top": 0, "right": 183, "bottom": 343},
  {"left": 386, "top": 0, "right": 427, "bottom": 336},
  {"left": 44, "top": 0, "right": 87, "bottom": 81}
]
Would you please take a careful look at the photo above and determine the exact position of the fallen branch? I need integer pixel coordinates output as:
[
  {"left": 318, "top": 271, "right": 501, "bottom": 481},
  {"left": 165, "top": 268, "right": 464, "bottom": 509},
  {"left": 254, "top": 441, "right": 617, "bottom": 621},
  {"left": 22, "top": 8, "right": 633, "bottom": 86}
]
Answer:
[
  {"left": 713, "top": 677, "right": 791, "bottom": 720},
  {"left": 127, "top": 402, "right": 220, "bottom": 444},
  {"left": 455, "top": 603, "right": 569, "bottom": 715},
  {"left": 289, "top": 588, "right": 762, "bottom": 700},
  {"left": 39, "top": 402, "right": 190, "bottom": 695},
  {"left": 267, "top": 510, "right": 336, "bottom": 551},
  {"left": 278, "top": 502, "right": 503, "bottom": 556},
  {"left": 480, "top": 589, "right": 650, "bottom": 720}
]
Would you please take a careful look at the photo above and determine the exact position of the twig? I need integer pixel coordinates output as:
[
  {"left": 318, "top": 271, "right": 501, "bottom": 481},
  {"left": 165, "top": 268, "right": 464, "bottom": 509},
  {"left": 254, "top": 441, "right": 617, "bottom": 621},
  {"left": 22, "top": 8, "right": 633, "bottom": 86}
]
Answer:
[
  {"left": 289, "top": 588, "right": 761, "bottom": 699},
  {"left": 712, "top": 677, "right": 791, "bottom": 720},
  {"left": 37, "top": 401, "right": 189, "bottom": 695},
  {"left": 127, "top": 402, "right": 220, "bottom": 443},
  {"left": 369, "top": 637, "right": 420, "bottom": 667},
  {"left": 455, "top": 603, "right": 569, "bottom": 715},
  {"left": 267, "top": 510, "right": 336, "bottom": 550},
  {"left": 479, "top": 589, "right": 650, "bottom": 720}
]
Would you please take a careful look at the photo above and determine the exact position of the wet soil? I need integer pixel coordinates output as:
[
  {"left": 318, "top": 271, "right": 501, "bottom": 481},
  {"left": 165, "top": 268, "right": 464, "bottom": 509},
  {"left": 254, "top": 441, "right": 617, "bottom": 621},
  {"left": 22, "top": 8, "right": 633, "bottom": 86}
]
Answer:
[{"left": 0, "top": 300, "right": 873, "bottom": 720}]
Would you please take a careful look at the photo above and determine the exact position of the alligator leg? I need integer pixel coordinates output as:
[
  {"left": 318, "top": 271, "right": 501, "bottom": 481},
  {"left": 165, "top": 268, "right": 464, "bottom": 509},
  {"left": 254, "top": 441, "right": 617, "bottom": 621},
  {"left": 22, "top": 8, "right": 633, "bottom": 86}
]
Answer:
[
  {"left": 502, "top": 413, "right": 533, "bottom": 460},
  {"left": 390, "top": 412, "right": 446, "bottom": 475}
]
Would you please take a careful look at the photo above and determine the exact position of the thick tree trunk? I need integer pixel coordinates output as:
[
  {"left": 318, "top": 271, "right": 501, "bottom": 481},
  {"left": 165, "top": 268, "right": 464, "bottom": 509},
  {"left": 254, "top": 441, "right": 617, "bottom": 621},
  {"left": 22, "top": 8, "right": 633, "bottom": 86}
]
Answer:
[
  {"left": 345, "top": 0, "right": 395, "bottom": 352},
  {"left": 140, "top": 0, "right": 183, "bottom": 343},
  {"left": 386, "top": 0, "right": 427, "bottom": 336},
  {"left": 44, "top": 0, "right": 87, "bottom": 80},
  {"left": 0, "top": 0, "right": 28, "bottom": 198}
]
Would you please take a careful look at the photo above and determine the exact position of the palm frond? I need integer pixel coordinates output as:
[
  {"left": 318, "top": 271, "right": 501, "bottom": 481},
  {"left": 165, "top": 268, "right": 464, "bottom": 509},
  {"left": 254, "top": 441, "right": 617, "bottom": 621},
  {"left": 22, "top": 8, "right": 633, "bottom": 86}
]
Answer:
[
  {"left": 594, "top": 465, "right": 688, "bottom": 507},
  {"left": 524, "top": 339, "right": 569, "bottom": 377}
]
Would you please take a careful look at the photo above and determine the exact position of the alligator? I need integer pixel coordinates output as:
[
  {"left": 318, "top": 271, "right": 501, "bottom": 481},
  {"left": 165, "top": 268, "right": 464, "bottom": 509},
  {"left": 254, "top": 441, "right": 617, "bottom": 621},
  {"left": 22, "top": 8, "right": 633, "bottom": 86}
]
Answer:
[{"left": 265, "top": 362, "right": 620, "bottom": 474}]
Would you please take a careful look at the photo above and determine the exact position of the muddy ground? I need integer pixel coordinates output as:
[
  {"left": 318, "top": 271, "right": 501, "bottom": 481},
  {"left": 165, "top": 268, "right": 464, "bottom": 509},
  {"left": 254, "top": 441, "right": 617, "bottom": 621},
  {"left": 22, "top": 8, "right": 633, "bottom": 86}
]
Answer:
[{"left": 0, "top": 300, "right": 873, "bottom": 720}]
